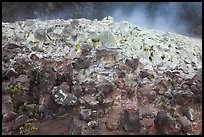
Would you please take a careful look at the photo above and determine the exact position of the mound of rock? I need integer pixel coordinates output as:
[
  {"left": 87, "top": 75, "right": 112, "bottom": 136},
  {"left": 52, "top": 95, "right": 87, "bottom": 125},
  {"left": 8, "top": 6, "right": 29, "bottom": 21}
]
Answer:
[{"left": 2, "top": 16, "right": 202, "bottom": 135}]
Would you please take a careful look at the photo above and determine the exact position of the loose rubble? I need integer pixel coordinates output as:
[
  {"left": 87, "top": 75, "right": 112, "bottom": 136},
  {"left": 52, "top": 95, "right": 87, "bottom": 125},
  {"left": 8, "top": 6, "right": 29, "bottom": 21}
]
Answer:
[{"left": 2, "top": 16, "right": 202, "bottom": 135}]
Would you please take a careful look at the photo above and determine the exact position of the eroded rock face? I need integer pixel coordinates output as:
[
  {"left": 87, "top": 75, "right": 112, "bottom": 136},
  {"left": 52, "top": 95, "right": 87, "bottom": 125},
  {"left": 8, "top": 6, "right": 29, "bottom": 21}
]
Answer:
[{"left": 2, "top": 16, "right": 202, "bottom": 135}]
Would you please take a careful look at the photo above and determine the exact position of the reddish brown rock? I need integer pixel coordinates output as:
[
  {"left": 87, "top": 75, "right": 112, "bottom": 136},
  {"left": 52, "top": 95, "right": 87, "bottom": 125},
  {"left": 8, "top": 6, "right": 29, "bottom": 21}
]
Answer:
[
  {"left": 105, "top": 118, "right": 119, "bottom": 131},
  {"left": 144, "top": 119, "right": 153, "bottom": 127}
]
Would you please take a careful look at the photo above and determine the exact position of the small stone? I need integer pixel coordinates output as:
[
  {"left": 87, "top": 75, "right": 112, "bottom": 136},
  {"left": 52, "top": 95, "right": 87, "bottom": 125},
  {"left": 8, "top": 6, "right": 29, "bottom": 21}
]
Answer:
[
  {"left": 63, "top": 93, "right": 78, "bottom": 106},
  {"left": 140, "top": 71, "right": 149, "bottom": 79},
  {"left": 30, "top": 53, "right": 39, "bottom": 61},
  {"left": 87, "top": 120, "right": 98, "bottom": 129},
  {"left": 33, "top": 30, "right": 47, "bottom": 42},
  {"left": 164, "top": 92, "right": 172, "bottom": 99},
  {"left": 71, "top": 84, "right": 83, "bottom": 97},
  {"left": 83, "top": 95, "right": 99, "bottom": 109},
  {"left": 125, "top": 58, "right": 139, "bottom": 70},
  {"left": 117, "top": 71, "right": 126, "bottom": 78},
  {"left": 80, "top": 44, "right": 93, "bottom": 53},
  {"left": 99, "top": 30, "right": 116, "bottom": 47},
  {"left": 31, "top": 46, "right": 43, "bottom": 52},
  {"left": 157, "top": 88, "right": 165, "bottom": 95},
  {"left": 105, "top": 118, "right": 119, "bottom": 131},
  {"left": 5, "top": 43, "right": 20, "bottom": 49},
  {"left": 144, "top": 119, "right": 153, "bottom": 127},
  {"left": 72, "top": 58, "right": 90, "bottom": 70},
  {"left": 98, "top": 82, "right": 114, "bottom": 96},
  {"left": 83, "top": 81, "right": 97, "bottom": 94},
  {"left": 190, "top": 85, "right": 198, "bottom": 93},
  {"left": 147, "top": 90, "right": 157, "bottom": 103},
  {"left": 70, "top": 20, "right": 79, "bottom": 28},
  {"left": 80, "top": 108, "right": 92, "bottom": 122}
]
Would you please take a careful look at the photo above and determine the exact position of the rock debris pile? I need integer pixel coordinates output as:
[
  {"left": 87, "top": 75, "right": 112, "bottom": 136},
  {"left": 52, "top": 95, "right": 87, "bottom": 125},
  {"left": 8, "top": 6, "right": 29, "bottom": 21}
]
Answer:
[{"left": 2, "top": 16, "right": 202, "bottom": 135}]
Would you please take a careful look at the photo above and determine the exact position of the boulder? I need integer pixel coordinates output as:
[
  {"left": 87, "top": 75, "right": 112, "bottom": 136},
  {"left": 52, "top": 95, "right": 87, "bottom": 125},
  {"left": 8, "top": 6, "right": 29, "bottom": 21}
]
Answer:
[
  {"left": 51, "top": 82, "right": 78, "bottom": 107},
  {"left": 154, "top": 111, "right": 181, "bottom": 135},
  {"left": 120, "top": 109, "right": 141, "bottom": 132}
]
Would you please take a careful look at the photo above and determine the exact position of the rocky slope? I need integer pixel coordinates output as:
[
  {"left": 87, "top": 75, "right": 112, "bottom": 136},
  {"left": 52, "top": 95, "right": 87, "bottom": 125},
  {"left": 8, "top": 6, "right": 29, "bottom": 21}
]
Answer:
[{"left": 2, "top": 17, "right": 202, "bottom": 135}]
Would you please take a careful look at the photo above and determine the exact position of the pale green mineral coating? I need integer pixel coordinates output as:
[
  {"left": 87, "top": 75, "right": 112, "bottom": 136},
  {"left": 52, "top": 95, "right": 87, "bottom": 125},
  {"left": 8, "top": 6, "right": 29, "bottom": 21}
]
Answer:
[{"left": 2, "top": 16, "right": 202, "bottom": 77}]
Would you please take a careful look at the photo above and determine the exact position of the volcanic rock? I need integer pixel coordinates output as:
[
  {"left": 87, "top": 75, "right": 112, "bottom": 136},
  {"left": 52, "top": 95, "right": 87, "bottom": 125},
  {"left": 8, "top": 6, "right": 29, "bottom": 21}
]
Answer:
[
  {"left": 154, "top": 111, "right": 181, "bottom": 135},
  {"left": 120, "top": 109, "right": 141, "bottom": 132},
  {"left": 2, "top": 94, "right": 13, "bottom": 115}
]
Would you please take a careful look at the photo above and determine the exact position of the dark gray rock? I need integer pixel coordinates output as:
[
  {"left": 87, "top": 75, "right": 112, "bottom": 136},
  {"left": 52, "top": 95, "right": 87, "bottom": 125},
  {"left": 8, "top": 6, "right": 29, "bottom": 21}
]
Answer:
[
  {"left": 179, "top": 107, "right": 194, "bottom": 121},
  {"left": 71, "top": 84, "right": 83, "bottom": 97},
  {"left": 97, "top": 82, "right": 114, "bottom": 96},
  {"left": 13, "top": 115, "right": 29, "bottom": 130},
  {"left": 154, "top": 111, "right": 182, "bottom": 135},
  {"left": 39, "top": 69, "right": 56, "bottom": 94},
  {"left": 30, "top": 53, "right": 40, "bottom": 61},
  {"left": 177, "top": 116, "right": 192, "bottom": 133},
  {"left": 15, "top": 74, "right": 30, "bottom": 91},
  {"left": 140, "top": 70, "right": 149, "bottom": 79},
  {"left": 80, "top": 44, "right": 93, "bottom": 56},
  {"left": 14, "top": 58, "right": 33, "bottom": 74},
  {"left": 82, "top": 95, "right": 99, "bottom": 109},
  {"left": 190, "top": 84, "right": 199, "bottom": 93},
  {"left": 83, "top": 81, "right": 97, "bottom": 94},
  {"left": 80, "top": 108, "right": 92, "bottom": 122},
  {"left": 125, "top": 58, "right": 139, "bottom": 70},
  {"left": 2, "top": 94, "right": 13, "bottom": 115},
  {"left": 68, "top": 117, "right": 84, "bottom": 135},
  {"left": 63, "top": 93, "right": 78, "bottom": 106},
  {"left": 87, "top": 120, "right": 98, "bottom": 129},
  {"left": 3, "top": 68, "right": 18, "bottom": 80},
  {"left": 72, "top": 58, "right": 91, "bottom": 70},
  {"left": 120, "top": 109, "right": 141, "bottom": 132},
  {"left": 95, "top": 48, "right": 117, "bottom": 61},
  {"left": 5, "top": 43, "right": 21, "bottom": 49}
]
